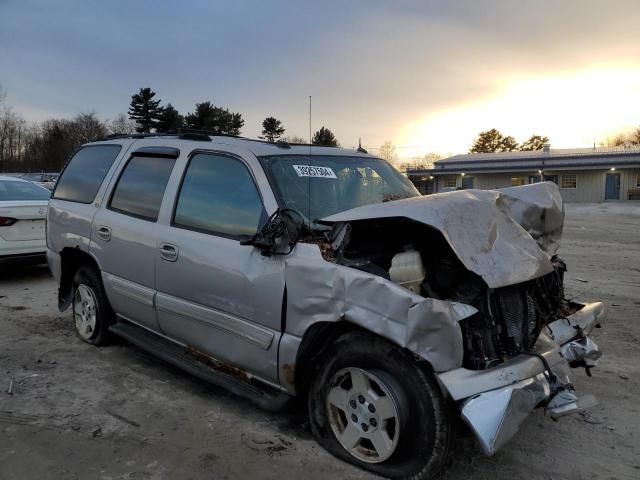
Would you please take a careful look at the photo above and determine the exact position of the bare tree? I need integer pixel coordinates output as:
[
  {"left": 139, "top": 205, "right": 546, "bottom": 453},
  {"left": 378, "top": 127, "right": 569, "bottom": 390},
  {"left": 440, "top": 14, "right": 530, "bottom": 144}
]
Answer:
[
  {"left": 378, "top": 141, "right": 397, "bottom": 163},
  {"left": 109, "top": 113, "right": 137, "bottom": 135},
  {"left": 422, "top": 152, "right": 443, "bottom": 167},
  {"left": 281, "top": 135, "right": 307, "bottom": 144},
  {"left": 70, "top": 112, "right": 108, "bottom": 144}
]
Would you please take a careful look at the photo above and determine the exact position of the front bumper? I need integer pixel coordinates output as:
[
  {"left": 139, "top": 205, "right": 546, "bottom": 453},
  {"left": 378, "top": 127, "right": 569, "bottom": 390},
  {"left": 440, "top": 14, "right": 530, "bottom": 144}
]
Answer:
[{"left": 437, "top": 301, "right": 605, "bottom": 455}]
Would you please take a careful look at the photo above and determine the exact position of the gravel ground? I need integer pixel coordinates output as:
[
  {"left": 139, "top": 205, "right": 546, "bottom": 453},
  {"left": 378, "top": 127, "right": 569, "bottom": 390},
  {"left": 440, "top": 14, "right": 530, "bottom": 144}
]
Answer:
[{"left": 1, "top": 203, "right": 639, "bottom": 480}]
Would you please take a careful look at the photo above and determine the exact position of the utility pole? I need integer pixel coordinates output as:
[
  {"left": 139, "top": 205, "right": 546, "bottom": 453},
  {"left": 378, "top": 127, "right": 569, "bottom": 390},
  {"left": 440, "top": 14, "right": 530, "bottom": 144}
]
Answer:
[{"left": 309, "top": 96, "right": 312, "bottom": 144}]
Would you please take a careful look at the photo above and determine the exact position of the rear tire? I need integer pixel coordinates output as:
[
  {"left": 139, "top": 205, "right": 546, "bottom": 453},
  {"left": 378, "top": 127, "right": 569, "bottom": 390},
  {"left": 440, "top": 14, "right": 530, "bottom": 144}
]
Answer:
[
  {"left": 72, "top": 266, "right": 114, "bottom": 345},
  {"left": 308, "top": 331, "right": 452, "bottom": 480}
]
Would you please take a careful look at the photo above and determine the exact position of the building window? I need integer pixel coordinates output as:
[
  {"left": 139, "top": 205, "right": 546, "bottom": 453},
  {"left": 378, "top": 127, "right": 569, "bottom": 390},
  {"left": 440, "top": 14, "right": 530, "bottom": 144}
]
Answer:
[
  {"left": 561, "top": 174, "right": 577, "bottom": 189},
  {"left": 511, "top": 176, "right": 525, "bottom": 186},
  {"left": 444, "top": 177, "right": 457, "bottom": 188},
  {"left": 637, "top": 173, "right": 640, "bottom": 187}
]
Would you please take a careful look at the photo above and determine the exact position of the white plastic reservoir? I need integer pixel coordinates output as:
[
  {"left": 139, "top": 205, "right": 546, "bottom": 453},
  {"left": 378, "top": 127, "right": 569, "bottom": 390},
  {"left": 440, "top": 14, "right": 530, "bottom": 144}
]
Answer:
[{"left": 388, "top": 250, "right": 426, "bottom": 293}]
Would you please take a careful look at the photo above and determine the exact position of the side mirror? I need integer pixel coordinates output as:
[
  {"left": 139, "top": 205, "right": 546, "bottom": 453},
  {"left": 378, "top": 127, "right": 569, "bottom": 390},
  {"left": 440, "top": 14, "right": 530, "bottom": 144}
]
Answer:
[{"left": 240, "top": 209, "right": 303, "bottom": 256}]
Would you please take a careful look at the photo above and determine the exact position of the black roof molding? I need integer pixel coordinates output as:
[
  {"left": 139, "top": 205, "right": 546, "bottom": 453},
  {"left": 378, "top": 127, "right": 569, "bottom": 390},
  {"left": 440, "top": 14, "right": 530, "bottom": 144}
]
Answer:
[{"left": 131, "top": 146, "right": 180, "bottom": 159}]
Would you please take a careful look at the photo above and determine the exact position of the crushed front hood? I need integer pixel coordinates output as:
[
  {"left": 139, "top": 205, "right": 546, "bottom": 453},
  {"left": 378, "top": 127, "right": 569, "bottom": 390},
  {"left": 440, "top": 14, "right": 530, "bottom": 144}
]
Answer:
[{"left": 320, "top": 182, "right": 564, "bottom": 289}]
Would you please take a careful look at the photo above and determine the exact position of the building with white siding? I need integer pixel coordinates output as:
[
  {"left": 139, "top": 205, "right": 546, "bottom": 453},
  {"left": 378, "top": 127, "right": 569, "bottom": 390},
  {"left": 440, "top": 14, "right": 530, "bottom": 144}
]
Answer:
[{"left": 407, "top": 144, "right": 640, "bottom": 202}]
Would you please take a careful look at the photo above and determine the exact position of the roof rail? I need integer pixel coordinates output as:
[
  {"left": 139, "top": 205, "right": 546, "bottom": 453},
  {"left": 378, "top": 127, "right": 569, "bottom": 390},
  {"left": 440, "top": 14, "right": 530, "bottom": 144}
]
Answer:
[{"left": 275, "top": 140, "right": 291, "bottom": 149}]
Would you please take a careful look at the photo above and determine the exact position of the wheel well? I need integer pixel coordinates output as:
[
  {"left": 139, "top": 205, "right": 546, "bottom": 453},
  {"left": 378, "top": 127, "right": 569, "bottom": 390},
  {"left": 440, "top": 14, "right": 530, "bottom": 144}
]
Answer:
[
  {"left": 58, "top": 248, "right": 100, "bottom": 311},
  {"left": 294, "top": 321, "right": 438, "bottom": 400},
  {"left": 294, "top": 321, "right": 362, "bottom": 398}
]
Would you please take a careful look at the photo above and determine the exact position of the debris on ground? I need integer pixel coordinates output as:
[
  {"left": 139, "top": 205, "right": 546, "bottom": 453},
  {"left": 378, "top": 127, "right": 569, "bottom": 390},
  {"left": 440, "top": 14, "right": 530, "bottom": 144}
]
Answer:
[
  {"left": 240, "top": 433, "right": 293, "bottom": 456},
  {"left": 7, "top": 377, "right": 14, "bottom": 395}
]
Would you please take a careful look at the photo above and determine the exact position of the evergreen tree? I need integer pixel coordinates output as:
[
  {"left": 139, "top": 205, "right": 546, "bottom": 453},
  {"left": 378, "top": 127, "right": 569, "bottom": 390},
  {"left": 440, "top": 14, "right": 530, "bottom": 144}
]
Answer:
[
  {"left": 184, "top": 101, "right": 244, "bottom": 135},
  {"left": 500, "top": 135, "right": 519, "bottom": 152},
  {"left": 519, "top": 135, "right": 549, "bottom": 151},
  {"left": 470, "top": 129, "right": 519, "bottom": 153},
  {"left": 312, "top": 126, "right": 339, "bottom": 147},
  {"left": 128, "top": 87, "right": 163, "bottom": 133},
  {"left": 157, "top": 104, "right": 184, "bottom": 132},
  {"left": 261, "top": 116, "right": 285, "bottom": 142}
]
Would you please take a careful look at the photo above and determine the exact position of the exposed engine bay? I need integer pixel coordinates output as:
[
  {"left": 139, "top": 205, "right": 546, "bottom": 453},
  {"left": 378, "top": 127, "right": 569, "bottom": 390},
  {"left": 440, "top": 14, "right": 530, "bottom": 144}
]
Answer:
[{"left": 321, "top": 216, "right": 575, "bottom": 370}]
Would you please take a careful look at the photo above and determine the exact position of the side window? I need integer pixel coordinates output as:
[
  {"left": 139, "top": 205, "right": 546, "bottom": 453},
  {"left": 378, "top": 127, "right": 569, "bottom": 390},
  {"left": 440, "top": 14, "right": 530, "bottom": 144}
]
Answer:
[
  {"left": 109, "top": 156, "right": 176, "bottom": 221},
  {"left": 53, "top": 145, "right": 122, "bottom": 203},
  {"left": 173, "top": 153, "right": 265, "bottom": 237}
]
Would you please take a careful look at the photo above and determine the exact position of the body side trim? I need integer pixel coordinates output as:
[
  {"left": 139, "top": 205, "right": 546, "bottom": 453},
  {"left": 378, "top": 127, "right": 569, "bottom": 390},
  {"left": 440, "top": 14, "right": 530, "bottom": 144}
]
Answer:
[{"left": 155, "top": 292, "right": 274, "bottom": 350}]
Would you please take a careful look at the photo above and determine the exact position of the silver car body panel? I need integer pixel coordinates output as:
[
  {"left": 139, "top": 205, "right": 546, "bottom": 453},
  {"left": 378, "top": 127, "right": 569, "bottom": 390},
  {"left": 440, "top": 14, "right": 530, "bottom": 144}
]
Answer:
[
  {"left": 155, "top": 292, "right": 275, "bottom": 350},
  {"left": 284, "top": 243, "right": 477, "bottom": 373},
  {"left": 461, "top": 372, "right": 552, "bottom": 456},
  {"left": 441, "top": 301, "right": 604, "bottom": 456},
  {"left": 104, "top": 273, "right": 155, "bottom": 307},
  {"left": 152, "top": 144, "right": 284, "bottom": 383},
  {"left": 498, "top": 182, "right": 564, "bottom": 255},
  {"left": 437, "top": 301, "right": 605, "bottom": 401},
  {"left": 321, "top": 182, "right": 564, "bottom": 289}
]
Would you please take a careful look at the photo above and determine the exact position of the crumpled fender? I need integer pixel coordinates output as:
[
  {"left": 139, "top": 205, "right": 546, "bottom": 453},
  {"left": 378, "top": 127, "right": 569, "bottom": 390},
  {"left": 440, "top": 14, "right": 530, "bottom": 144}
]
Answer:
[
  {"left": 285, "top": 244, "right": 477, "bottom": 372},
  {"left": 320, "top": 182, "right": 564, "bottom": 289}
]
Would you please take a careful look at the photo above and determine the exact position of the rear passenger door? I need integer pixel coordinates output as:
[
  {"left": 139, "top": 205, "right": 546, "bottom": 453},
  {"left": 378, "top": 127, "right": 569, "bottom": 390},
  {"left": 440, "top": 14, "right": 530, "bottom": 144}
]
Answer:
[
  {"left": 155, "top": 149, "right": 285, "bottom": 384},
  {"left": 91, "top": 146, "right": 178, "bottom": 332}
]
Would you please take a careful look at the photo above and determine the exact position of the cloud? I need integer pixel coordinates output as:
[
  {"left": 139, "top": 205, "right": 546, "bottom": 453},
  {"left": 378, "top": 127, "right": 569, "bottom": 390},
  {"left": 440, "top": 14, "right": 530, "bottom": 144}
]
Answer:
[{"left": 1, "top": 0, "right": 639, "bottom": 154}]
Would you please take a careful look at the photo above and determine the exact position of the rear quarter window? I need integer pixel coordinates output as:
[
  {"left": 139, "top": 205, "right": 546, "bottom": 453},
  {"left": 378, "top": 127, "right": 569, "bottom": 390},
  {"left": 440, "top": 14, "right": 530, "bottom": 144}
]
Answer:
[{"left": 53, "top": 145, "right": 122, "bottom": 203}]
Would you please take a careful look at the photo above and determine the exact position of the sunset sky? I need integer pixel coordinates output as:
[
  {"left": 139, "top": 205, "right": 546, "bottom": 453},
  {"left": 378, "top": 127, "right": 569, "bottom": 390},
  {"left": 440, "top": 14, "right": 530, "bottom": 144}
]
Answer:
[{"left": 2, "top": 0, "right": 639, "bottom": 158}]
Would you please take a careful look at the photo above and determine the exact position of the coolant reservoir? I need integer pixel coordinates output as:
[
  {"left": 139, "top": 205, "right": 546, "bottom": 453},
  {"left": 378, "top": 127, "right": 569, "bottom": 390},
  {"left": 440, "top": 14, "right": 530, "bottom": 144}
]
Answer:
[{"left": 389, "top": 250, "right": 426, "bottom": 294}]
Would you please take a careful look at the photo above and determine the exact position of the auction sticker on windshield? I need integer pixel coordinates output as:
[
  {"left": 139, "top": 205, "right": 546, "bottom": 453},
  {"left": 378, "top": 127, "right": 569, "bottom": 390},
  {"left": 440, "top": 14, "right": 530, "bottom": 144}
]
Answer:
[{"left": 293, "top": 165, "right": 337, "bottom": 179}]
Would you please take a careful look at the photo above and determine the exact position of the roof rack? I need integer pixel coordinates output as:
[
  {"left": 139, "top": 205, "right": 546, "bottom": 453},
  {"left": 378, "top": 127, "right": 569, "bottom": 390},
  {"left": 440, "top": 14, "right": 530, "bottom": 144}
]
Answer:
[{"left": 92, "top": 129, "right": 348, "bottom": 150}]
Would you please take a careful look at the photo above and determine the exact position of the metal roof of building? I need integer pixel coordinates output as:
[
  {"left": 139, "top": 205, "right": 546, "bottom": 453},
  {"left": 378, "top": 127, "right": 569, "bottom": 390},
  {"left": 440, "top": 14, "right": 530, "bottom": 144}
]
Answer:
[{"left": 408, "top": 145, "right": 640, "bottom": 175}]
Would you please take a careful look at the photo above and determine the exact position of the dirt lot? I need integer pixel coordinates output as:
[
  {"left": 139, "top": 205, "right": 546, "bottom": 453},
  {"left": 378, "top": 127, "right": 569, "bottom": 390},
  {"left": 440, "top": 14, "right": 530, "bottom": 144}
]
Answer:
[{"left": 1, "top": 203, "right": 639, "bottom": 480}]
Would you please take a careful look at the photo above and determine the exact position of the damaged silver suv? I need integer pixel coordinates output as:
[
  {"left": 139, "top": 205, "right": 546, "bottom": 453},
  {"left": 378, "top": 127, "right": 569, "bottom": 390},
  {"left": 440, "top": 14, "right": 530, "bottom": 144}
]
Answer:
[{"left": 47, "top": 133, "right": 604, "bottom": 479}]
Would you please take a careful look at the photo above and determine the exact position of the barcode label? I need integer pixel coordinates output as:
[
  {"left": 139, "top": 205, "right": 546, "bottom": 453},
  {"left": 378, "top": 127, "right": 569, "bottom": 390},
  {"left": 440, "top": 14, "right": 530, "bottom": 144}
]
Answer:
[{"left": 293, "top": 165, "right": 337, "bottom": 179}]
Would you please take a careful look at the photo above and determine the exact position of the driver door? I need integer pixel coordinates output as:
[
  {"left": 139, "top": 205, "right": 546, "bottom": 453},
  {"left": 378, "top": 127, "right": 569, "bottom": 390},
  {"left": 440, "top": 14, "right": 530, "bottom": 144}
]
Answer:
[{"left": 154, "top": 149, "right": 286, "bottom": 383}]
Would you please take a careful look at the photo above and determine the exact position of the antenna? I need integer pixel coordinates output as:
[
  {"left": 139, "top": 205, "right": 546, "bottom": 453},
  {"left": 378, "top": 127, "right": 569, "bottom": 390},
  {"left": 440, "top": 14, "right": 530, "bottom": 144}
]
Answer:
[{"left": 308, "top": 95, "right": 312, "bottom": 231}]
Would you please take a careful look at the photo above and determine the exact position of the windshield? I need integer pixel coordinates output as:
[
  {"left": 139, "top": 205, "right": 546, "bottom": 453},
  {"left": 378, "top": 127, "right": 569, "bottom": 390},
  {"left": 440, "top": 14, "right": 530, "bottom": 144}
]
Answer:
[
  {"left": 260, "top": 155, "right": 419, "bottom": 228},
  {"left": 0, "top": 180, "right": 51, "bottom": 201}
]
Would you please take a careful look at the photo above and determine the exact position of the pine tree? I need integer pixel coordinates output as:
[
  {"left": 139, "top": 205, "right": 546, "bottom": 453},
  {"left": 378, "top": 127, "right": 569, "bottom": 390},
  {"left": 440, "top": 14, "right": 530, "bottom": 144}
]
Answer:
[
  {"left": 470, "top": 129, "right": 519, "bottom": 153},
  {"left": 312, "top": 126, "right": 339, "bottom": 147},
  {"left": 128, "top": 87, "right": 163, "bottom": 133},
  {"left": 500, "top": 136, "right": 519, "bottom": 152},
  {"left": 470, "top": 129, "right": 504, "bottom": 153},
  {"left": 156, "top": 104, "right": 184, "bottom": 132},
  {"left": 184, "top": 101, "right": 244, "bottom": 135},
  {"left": 261, "top": 117, "right": 285, "bottom": 142},
  {"left": 519, "top": 134, "right": 549, "bottom": 151}
]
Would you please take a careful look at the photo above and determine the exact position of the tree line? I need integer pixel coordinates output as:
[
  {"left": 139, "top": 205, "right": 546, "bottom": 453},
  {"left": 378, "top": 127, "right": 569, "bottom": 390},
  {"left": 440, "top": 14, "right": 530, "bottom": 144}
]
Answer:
[
  {"left": 470, "top": 129, "right": 550, "bottom": 153},
  {"left": 0, "top": 85, "right": 340, "bottom": 172},
  {"left": 469, "top": 127, "right": 640, "bottom": 153}
]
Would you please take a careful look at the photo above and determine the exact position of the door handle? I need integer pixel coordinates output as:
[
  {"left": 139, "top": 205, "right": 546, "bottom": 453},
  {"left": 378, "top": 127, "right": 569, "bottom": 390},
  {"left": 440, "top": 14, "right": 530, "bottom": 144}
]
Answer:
[
  {"left": 96, "top": 225, "right": 111, "bottom": 241},
  {"left": 159, "top": 243, "right": 179, "bottom": 262}
]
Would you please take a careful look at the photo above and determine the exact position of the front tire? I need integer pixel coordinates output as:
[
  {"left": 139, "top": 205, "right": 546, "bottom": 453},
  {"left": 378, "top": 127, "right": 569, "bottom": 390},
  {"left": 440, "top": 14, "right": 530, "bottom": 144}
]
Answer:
[
  {"left": 72, "top": 266, "right": 114, "bottom": 345},
  {"left": 308, "top": 331, "right": 452, "bottom": 480}
]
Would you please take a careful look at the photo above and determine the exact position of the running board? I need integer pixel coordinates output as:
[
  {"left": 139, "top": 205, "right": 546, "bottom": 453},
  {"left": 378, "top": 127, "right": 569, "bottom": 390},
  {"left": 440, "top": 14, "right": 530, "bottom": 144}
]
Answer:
[{"left": 109, "top": 321, "right": 292, "bottom": 412}]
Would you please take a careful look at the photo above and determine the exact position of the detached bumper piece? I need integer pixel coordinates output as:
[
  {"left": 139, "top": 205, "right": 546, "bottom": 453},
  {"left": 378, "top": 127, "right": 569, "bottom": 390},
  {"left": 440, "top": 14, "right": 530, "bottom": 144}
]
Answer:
[
  {"left": 461, "top": 372, "right": 550, "bottom": 455},
  {"left": 441, "top": 301, "right": 605, "bottom": 456}
]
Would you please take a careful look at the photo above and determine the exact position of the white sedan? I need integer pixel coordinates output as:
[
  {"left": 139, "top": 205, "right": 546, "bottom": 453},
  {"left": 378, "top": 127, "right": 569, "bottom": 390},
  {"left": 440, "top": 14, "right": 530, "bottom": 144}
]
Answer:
[{"left": 0, "top": 175, "right": 51, "bottom": 265}]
